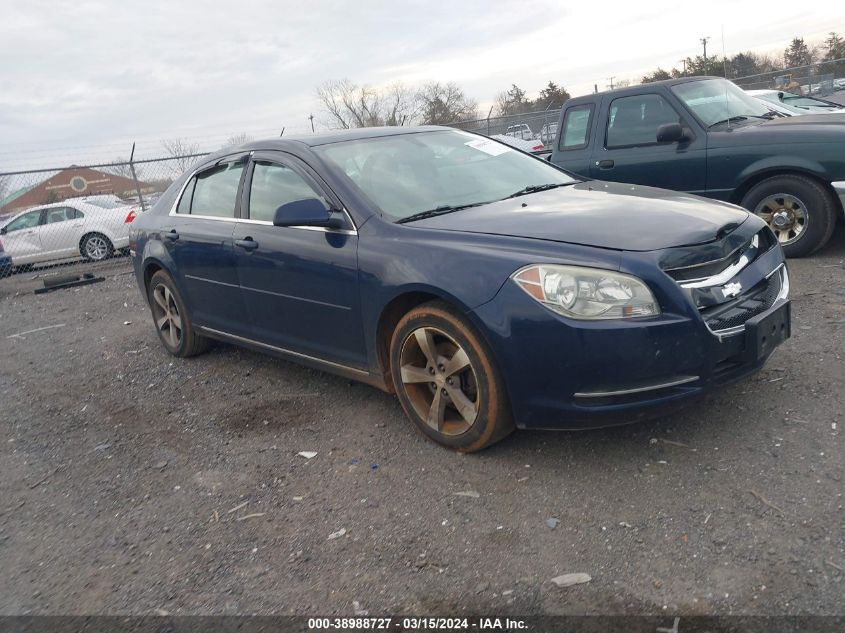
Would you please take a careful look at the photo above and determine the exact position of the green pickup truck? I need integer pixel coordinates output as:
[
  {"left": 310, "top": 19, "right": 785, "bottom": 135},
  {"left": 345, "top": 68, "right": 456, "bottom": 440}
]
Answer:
[{"left": 550, "top": 76, "right": 845, "bottom": 257}]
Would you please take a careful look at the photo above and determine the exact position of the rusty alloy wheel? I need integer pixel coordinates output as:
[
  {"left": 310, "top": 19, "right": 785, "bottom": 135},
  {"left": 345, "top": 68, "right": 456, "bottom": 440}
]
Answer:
[
  {"left": 398, "top": 326, "right": 479, "bottom": 436},
  {"left": 389, "top": 300, "right": 515, "bottom": 451}
]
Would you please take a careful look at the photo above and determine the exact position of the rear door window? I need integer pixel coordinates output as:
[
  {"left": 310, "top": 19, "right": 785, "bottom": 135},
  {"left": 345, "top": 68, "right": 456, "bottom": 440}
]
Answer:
[
  {"left": 45, "top": 207, "right": 80, "bottom": 224},
  {"left": 176, "top": 162, "right": 244, "bottom": 218},
  {"left": 559, "top": 105, "right": 594, "bottom": 150}
]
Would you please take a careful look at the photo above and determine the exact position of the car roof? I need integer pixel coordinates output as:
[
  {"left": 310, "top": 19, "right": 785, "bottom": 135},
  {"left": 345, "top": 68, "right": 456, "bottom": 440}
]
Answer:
[{"left": 232, "top": 125, "right": 456, "bottom": 153}]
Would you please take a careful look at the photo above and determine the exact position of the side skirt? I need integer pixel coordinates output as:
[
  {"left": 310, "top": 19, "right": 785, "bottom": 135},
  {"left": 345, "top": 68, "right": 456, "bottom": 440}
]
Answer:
[{"left": 196, "top": 325, "right": 390, "bottom": 392}]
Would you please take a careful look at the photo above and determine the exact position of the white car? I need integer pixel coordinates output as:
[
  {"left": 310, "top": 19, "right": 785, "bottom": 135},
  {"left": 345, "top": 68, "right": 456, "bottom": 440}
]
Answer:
[
  {"left": 505, "top": 123, "right": 535, "bottom": 141},
  {"left": 490, "top": 134, "right": 545, "bottom": 153},
  {"left": 746, "top": 89, "right": 845, "bottom": 115},
  {"left": 0, "top": 198, "right": 137, "bottom": 270}
]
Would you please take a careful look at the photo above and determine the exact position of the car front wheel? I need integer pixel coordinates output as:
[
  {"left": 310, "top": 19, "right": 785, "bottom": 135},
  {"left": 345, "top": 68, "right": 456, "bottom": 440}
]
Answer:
[
  {"left": 389, "top": 300, "right": 514, "bottom": 452},
  {"left": 147, "top": 271, "right": 210, "bottom": 357}
]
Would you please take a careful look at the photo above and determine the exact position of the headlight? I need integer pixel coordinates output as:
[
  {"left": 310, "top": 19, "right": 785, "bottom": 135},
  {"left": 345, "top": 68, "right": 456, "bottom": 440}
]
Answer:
[{"left": 513, "top": 264, "right": 660, "bottom": 320}]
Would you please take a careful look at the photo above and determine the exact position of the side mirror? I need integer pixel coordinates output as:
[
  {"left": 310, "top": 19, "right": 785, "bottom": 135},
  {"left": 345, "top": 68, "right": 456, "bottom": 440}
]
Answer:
[
  {"left": 272, "top": 198, "right": 342, "bottom": 229},
  {"left": 656, "top": 123, "right": 686, "bottom": 143}
]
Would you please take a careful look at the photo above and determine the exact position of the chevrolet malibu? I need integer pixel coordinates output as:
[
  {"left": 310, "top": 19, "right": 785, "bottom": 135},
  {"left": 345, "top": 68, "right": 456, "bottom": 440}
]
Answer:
[{"left": 130, "top": 127, "right": 791, "bottom": 451}]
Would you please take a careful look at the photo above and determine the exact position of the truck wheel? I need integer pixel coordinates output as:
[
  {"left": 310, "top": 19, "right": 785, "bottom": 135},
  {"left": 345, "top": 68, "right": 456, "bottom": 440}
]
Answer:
[
  {"left": 389, "top": 300, "right": 514, "bottom": 452},
  {"left": 148, "top": 271, "right": 211, "bottom": 357},
  {"left": 740, "top": 175, "right": 837, "bottom": 257}
]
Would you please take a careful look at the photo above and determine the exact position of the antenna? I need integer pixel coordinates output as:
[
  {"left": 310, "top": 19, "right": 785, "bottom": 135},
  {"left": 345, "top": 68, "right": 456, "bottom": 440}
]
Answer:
[{"left": 722, "top": 26, "right": 730, "bottom": 130}]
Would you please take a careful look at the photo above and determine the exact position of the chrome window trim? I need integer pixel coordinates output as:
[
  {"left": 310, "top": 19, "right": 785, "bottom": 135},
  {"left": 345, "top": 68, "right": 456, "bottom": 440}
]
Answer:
[
  {"left": 168, "top": 161, "right": 358, "bottom": 235},
  {"left": 197, "top": 326, "right": 369, "bottom": 376}
]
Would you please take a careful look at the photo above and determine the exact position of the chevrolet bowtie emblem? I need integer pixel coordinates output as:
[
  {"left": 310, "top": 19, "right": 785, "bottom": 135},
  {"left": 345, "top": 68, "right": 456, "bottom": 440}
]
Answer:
[{"left": 722, "top": 282, "right": 742, "bottom": 299}]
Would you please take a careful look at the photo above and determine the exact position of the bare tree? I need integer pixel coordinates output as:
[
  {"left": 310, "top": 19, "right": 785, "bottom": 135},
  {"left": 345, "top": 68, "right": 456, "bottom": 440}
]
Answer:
[
  {"left": 316, "top": 79, "right": 386, "bottom": 129},
  {"left": 417, "top": 82, "right": 478, "bottom": 125},
  {"left": 161, "top": 138, "right": 202, "bottom": 175},
  {"left": 224, "top": 133, "right": 254, "bottom": 149},
  {"left": 383, "top": 82, "right": 422, "bottom": 126}
]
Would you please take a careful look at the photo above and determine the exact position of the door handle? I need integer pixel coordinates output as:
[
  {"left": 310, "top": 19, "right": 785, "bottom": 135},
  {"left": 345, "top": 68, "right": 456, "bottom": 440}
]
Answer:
[
  {"left": 596, "top": 159, "right": 615, "bottom": 169},
  {"left": 164, "top": 230, "right": 179, "bottom": 241},
  {"left": 235, "top": 238, "right": 259, "bottom": 251}
]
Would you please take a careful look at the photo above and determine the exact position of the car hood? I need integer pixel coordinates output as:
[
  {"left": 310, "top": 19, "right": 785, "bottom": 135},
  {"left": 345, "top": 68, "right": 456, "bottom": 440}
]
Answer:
[
  {"left": 409, "top": 181, "right": 749, "bottom": 251},
  {"left": 709, "top": 113, "right": 845, "bottom": 147}
]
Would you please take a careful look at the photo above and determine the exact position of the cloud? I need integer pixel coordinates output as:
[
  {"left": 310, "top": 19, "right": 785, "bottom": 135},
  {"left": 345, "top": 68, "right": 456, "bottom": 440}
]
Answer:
[{"left": 0, "top": 0, "right": 841, "bottom": 169}]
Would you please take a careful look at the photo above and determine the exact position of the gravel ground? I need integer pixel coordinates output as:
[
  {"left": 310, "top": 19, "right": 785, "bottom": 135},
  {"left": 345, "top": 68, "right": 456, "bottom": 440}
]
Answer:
[{"left": 0, "top": 233, "right": 843, "bottom": 617}]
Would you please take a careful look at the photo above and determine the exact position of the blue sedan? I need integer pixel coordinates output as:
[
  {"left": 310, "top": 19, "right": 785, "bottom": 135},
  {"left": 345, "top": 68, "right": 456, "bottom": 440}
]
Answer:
[{"left": 130, "top": 127, "right": 790, "bottom": 451}]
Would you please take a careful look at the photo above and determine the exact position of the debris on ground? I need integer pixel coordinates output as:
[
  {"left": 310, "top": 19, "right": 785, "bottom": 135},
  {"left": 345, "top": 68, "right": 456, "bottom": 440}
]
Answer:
[
  {"left": 551, "top": 573, "right": 592, "bottom": 587},
  {"left": 236, "top": 513, "right": 265, "bottom": 521},
  {"left": 227, "top": 501, "right": 250, "bottom": 514},
  {"left": 619, "top": 521, "right": 633, "bottom": 528},
  {"left": 453, "top": 490, "right": 480, "bottom": 498},
  {"left": 328, "top": 528, "right": 347, "bottom": 540},
  {"left": 352, "top": 600, "right": 368, "bottom": 616},
  {"left": 546, "top": 518, "right": 560, "bottom": 529},
  {"left": 297, "top": 451, "right": 318, "bottom": 459},
  {"left": 748, "top": 489, "right": 785, "bottom": 515}
]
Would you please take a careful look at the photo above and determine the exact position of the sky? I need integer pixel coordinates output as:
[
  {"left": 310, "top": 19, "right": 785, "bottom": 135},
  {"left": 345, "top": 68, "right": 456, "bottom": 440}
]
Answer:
[{"left": 0, "top": 0, "right": 843, "bottom": 171}]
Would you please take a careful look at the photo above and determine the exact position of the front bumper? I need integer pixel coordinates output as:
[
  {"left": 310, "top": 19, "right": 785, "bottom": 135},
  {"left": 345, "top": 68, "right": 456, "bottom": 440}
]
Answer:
[
  {"left": 471, "top": 246, "right": 790, "bottom": 430},
  {"left": 832, "top": 181, "right": 845, "bottom": 214}
]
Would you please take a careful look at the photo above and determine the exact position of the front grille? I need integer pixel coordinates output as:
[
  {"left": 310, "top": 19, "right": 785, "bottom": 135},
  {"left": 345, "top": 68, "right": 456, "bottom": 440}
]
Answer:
[{"left": 699, "top": 272, "right": 780, "bottom": 333}]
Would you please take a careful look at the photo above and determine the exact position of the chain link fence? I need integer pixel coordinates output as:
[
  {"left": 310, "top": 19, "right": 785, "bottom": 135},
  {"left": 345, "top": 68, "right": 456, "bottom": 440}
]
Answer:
[
  {"left": 446, "top": 108, "right": 562, "bottom": 150},
  {"left": 0, "top": 153, "right": 208, "bottom": 282},
  {"left": 733, "top": 57, "right": 845, "bottom": 96}
]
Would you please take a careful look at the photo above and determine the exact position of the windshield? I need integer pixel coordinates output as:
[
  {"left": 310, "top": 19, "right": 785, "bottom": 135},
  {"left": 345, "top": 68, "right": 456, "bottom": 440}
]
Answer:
[
  {"left": 781, "top": 93, "right": 840, "bottom": 110},
  {"left": 753, "top": 92, "right": 807, "bottom": 115},
  {"left": 314, "top": 130, "right": 576, "bottom": 222},
  {"left": 671, "top": 78, "right": 773, "bottom": 127}
]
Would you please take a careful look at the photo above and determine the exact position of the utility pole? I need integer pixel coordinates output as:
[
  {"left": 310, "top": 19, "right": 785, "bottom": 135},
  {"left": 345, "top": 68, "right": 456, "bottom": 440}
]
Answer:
[
  {"left": 606, "top": 76, "right": 616, "bottom": 90},
  {"left": 308, "top": 114, "right": 315, "bottom": 133},
  {"left": 700, "top": 37, "right": 710, "bottom": 60},
  {"left": 678, "top": 59, "right": 687, "bottom": 76}
]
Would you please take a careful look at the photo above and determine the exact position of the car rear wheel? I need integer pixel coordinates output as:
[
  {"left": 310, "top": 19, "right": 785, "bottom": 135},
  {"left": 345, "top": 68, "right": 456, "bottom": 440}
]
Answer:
[
  {"left": 740, "top": 175, "right": 837, "bottom": 257},
  {"left": 148, "top": 271, "right": 211, "bottom": 357},
  {"left": 389, "top": 300, "right": 514, "bottom": 452},
  {"left": 80, "top": 233, "right": 114, "bottom": 262}
]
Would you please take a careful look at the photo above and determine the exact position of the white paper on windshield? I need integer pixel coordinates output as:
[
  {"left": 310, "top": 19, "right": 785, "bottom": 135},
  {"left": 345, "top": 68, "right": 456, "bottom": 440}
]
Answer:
[{"left": 464, "top": 138, "right": 511, "bottom": 156}]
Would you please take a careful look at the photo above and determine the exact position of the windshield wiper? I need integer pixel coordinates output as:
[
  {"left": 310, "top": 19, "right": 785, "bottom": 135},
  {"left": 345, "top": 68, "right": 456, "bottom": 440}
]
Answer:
[
  {"left": 503, "top": 183, "right": 572, "bottom": 200},
  {"left": 708, "top": 116, "right": 748, "bottom": 128},
  {"left": 396, "top": 202, "right": 488, "bottom": 224}
]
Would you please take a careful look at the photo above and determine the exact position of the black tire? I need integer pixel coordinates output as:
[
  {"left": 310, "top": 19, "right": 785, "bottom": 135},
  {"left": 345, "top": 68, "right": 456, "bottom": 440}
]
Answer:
[
  {"left": 0, "top": 262, "right": 11, "bottom": 278},
  {"left": 147, "top": 271, "right": 211, "bottom": 358},
  {"left": 80, "top": 233, "right": 114, "bottom": 262},
  {"left": 389, "top": 300, "right": 514, "bottom": 452},
  {"left": 740, "top": 174, "right": 837, "bottom": 257}
]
